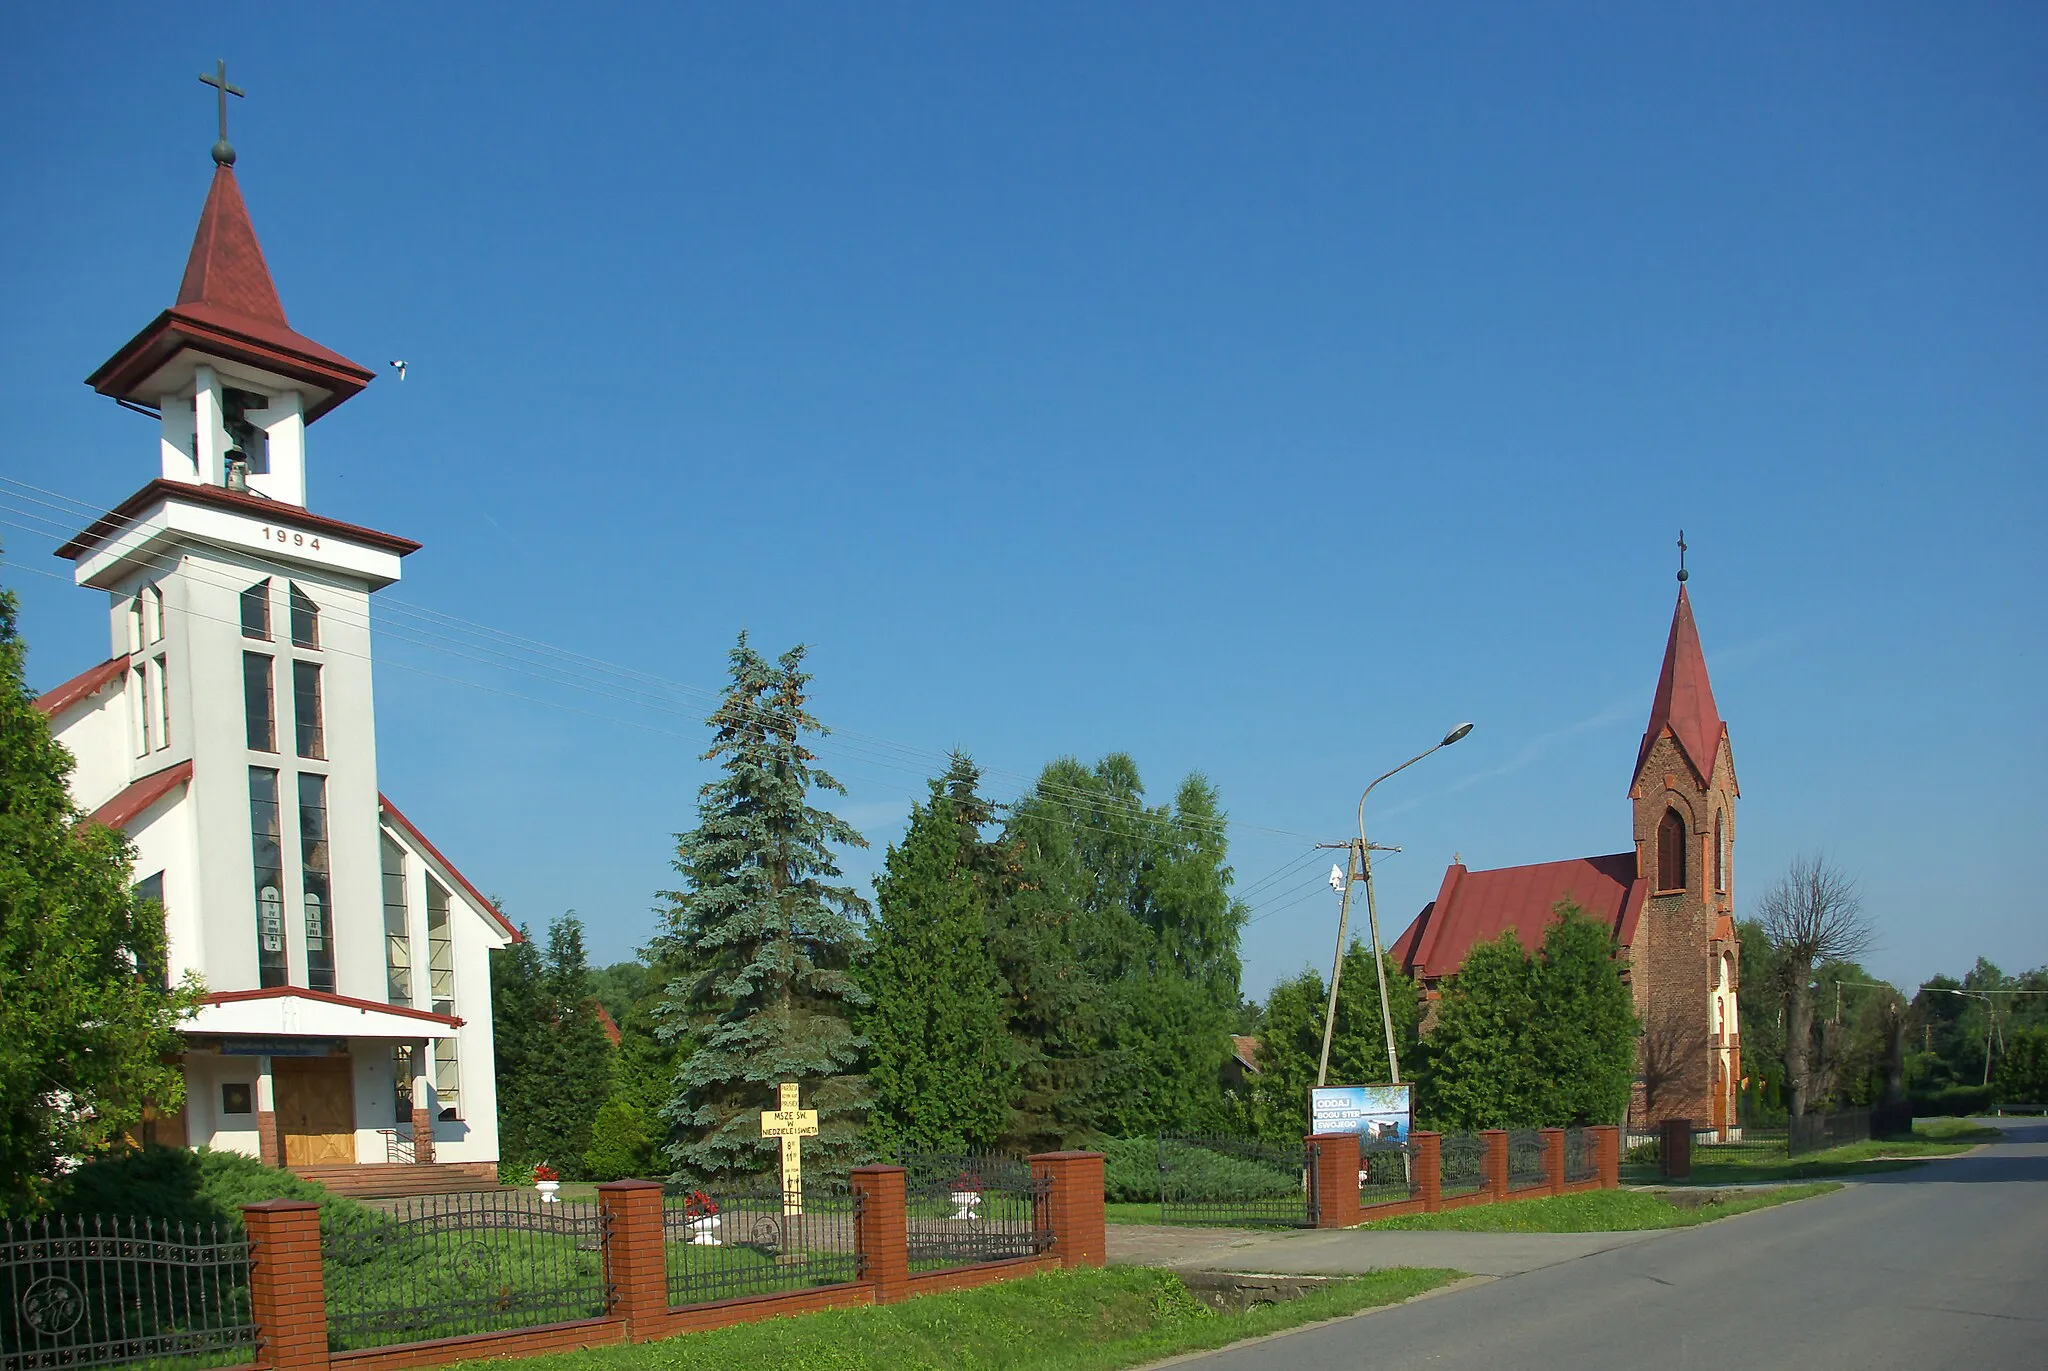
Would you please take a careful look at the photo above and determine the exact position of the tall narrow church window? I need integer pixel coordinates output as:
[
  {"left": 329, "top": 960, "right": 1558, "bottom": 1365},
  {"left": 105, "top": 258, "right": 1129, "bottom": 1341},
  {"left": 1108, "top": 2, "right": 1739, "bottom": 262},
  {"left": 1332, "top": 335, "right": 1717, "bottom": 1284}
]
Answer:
[
  {"left": 132, "top": 662, "right": 152, "bottom": 756},
  {"left": 241, "top": 579, "right": 271, "bottom": 640},
  {"left": 145, "top": 585, "right": 164, "bottom": 643},
  {"left": 426, "top": 877, "right": 459, "bottom": 1118},
  {"left": 127, "top": 595, "right": 144, "bottom": 654},
  {"left": 300, "top": 774, "right": 335, "bottom": 993},
  {"left": 132, "top": 872, "right": 167, "bottom": 988},
  {"left": 289, "top": 584, "right": 319, "bottom": 649},
  {"left": 392, "top": 1045, "right": 415, "bottom": 1125},
  {"left": 243, "top": 653, "right": 275, "bottom": 751},
  {"left": 1713, "top": 810, "right": 1726, "bottom": 893},
  {"left": 155, "top": 654, "right": 170, "bottom": 749},
  {"left": 249, "top": 768, "right": 287, "bottom": 988},
  {"left": 293, "top": 661, "right": 324, "bottom": 759},
  {"left": 382, "top": 833, "right": 413, "bottom": 1007},
  {"left": 1657, "top": 807, "right": 1687, "bottom": 892}
]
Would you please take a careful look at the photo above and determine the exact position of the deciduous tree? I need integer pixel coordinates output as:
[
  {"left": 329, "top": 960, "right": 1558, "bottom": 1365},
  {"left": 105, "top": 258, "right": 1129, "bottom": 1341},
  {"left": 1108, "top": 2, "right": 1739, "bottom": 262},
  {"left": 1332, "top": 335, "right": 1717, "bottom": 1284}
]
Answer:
[
  {"left": 0, "top": 570, "right": 199, "bottom": 1214},
  {"left": 1756, "top": 854, "right": 1872, "bottom": 1117}
]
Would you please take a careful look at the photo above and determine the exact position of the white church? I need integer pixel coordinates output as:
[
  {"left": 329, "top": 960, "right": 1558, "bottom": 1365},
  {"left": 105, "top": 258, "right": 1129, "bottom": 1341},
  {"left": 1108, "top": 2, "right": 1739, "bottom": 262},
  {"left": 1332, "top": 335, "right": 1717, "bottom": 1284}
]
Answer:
[{"left": 33, "top": 119, "right": 512, "bottom": 1190}]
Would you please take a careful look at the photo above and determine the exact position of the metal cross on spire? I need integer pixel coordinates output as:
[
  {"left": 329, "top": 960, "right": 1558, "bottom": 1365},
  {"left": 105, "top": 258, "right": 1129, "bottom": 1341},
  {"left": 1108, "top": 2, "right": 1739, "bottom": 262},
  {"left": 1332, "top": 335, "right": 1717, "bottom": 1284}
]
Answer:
[
  {"left": 199, "top": 59, "right": 245, "bottom": 167},
  {"left": 1677, "top": 529, "right": 1689, "bottom": 583}
]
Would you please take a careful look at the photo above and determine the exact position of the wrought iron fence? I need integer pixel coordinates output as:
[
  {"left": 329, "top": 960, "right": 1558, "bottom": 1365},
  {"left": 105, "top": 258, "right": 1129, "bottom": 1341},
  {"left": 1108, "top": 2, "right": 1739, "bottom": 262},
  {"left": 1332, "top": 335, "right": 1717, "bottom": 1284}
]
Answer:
[
  {"left": 663, "top": 1180, "right": 862, "bottom": 1308},
  {"left": 1438, "top": 1132, "right": 1486, "bottom": 1198},
  {"left": 895, "top": 1154, "right": 1051, "bottom": 1273},
  {"left": 1505, "top": 1129, "right": 1547, "bottom": 1191},
  {"left": 1789, "top": 1108, "right": 1872, "bottom": 1157},
  {"left": 1157, "top": 1136, "right": 1311, "bottom": 1228},
  {"left": 1, "top": 1214, "right": 253, "bottom": 1371},
  {"left": 1357, "top": 1139, "right": 1416, "bottom": 1209},
  {"left": 319, "top": 1192, "right": 608, "bottom": 1349},
  {"left": 1564, "top": 1128, "right": 1597, "bottom": 1183}
]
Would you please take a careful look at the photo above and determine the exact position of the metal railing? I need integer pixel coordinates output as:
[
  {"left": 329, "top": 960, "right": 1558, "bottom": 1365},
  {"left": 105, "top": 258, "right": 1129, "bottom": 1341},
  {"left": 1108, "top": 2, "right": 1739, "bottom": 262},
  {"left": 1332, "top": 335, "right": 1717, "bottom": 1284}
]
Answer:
[
  {"left": 1564, "top": 1128, "right": 1597, "bottom": 1183},
  {"left": 1357, "top": 1139, "right": 1416, "bottom": 1209},
  {"left": 895, "top": 1154, "right": 1051, "bottom": 1273},
  {"left": 1157, "top": 1136, "right": 1311, "bottom": 1228},
  {"left": 375, "top": 1129, "right": 415, "bottom": 1165},
  {"left": 319, "top": 1192, "right": 609, "bottom": 1349},
  {"left": 662, "top": 1180, "right": 862, "bottom": 1308},
  {"left": 1505, "top": 1129, "right": 1547, "bottom": 1190},
  {"left": 1, "top": 1214, "right": 254, "bottom": 1371},
  {"left": 1437, "top": 1132, "right": 1486, "bottom": 1198},
  {"left": 1789, "top": 1108, "right": 1872, "bottom": 1157}
]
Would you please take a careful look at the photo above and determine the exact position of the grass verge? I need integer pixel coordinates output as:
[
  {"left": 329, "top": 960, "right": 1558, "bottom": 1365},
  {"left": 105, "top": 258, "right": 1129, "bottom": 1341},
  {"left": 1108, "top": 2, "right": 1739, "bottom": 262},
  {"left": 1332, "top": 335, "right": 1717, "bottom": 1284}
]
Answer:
[
  {"left": 1912, "top": 1117, "right": 2005, "bottom": 1143},
  {"left": 1354, "top": 1183, "right": 1838, "bottom": 1232},
  {"left": 451, "top": 1265, "right": 1462, "bottom": 1371},
  {"left": 1105, "top": 1202, "right": 1164, "bottom": 1226}
]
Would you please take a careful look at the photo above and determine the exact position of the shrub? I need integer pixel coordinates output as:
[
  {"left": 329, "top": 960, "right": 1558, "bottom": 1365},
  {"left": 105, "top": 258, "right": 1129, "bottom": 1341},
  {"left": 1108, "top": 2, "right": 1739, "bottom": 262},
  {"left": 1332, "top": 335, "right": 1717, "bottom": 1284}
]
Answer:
[
  {"left": 1910, "top": 1085, "right": 1994, "bottom": 1118},
  {"left": 1101, "top": 1138, "right": 1300, "bottom": 1203},
  {"left": 48, "top": 1145, "right": 375, "bottom": 1229},
  {"left": 583, "top": 1098, "right": 662, "bottom": 1182},
  {"left": 1625, "top": 1138, "right": 1660, "bottom": 1165},
  {"left": 1099, "top": 1138, "right": 1159, "bottom": 1203}
]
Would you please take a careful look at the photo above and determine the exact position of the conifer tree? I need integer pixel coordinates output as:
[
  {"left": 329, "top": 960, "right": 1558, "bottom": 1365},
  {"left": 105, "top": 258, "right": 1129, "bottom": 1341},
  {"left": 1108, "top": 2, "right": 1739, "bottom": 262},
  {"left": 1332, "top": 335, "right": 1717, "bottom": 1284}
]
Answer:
[
  {"left": 1419, "top": 930, "right": 1544, "bottom": 1129},
  {"left": 491, "top": 913, "right": 615, "bottom": 1177},
  {"left": 1530, "top": 902, "right": 1638, "bottom": 1125},
  {"left": 656, "top": 636, "right": 869, "bottom": 1178},
  {"left": 859, "top": 756, "right": 1011, "bottom": 1152},
  {"left": 0, "top": 568, "right": 199, "bottom": 1214}
]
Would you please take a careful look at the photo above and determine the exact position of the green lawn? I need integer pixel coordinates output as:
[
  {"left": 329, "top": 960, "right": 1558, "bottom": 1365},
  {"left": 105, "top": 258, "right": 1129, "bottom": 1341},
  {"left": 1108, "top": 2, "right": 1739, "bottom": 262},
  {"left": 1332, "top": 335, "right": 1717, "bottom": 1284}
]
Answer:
[
  {"left": 1104, "top": 1202, "right": 1164, "bottom": 1226},
  {"left": 443, "top": 1266, "right": 1463, "bottom": 1371},
  {"left": 1621, "top": 1118, "right": 1999, "bottom": 1185},
  {"left": 1353, "top": 1183, "right": 1838, "bottom": 1232}
]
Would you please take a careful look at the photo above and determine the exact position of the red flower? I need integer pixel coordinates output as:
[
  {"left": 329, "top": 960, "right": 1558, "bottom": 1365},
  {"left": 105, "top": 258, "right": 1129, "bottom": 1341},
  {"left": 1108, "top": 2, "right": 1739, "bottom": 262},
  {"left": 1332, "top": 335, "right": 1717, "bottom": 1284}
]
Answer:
[
  {"left": 952, "top": 1172, "right": 983, "bottom": 1193},
  {"left": 684, "top": 1190, "right": 719, "bottom": 1218},
  {"left": 531, "top": 1162, "right": 560, "bottom": 1183}
]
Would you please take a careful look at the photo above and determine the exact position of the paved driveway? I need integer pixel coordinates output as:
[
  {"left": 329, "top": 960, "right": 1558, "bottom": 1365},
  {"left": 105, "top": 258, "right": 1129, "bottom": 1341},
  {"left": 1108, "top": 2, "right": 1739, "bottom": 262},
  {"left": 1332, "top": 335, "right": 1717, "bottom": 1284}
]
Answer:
[{"left": 1146, "top": 1119, "right": 2048, "bottom": 1369}]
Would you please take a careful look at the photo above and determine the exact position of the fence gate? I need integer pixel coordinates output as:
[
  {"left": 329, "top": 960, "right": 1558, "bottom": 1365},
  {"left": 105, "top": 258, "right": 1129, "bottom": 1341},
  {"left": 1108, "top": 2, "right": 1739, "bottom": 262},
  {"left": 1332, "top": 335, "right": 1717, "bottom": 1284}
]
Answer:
[{"left": 1157, "top": 1136, "right": 1314, "bottom": 1228}]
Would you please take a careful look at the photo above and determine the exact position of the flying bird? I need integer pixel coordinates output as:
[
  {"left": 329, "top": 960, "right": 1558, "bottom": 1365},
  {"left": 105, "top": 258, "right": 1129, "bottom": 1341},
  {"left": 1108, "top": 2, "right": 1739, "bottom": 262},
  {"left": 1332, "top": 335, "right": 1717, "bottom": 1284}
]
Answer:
[{"left": 389, "top": 360, "right": 408, "bottom": 381}]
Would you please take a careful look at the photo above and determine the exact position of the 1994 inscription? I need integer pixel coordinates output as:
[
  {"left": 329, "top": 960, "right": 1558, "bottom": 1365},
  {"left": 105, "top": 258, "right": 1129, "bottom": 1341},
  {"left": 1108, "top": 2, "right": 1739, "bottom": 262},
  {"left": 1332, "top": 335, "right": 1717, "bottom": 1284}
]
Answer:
[{"left": 258, "top": 526, "right": 321, "bottom": 552}]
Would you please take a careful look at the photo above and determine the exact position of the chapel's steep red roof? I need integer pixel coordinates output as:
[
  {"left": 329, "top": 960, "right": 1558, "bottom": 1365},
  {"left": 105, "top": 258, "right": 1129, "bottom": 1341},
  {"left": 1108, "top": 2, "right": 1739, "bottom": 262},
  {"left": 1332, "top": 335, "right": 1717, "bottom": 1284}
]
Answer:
[
  {"left": 1635, "top": 586, "right": 1724, "bottom": 785},
  {"left": 1392, "top": 854, "right": 1642, "bottom": 982},
  {"left": 33, "top": 654, "right": 131, "bottom": 718},
  {"left": 85, "top": 165, "right": 373, "bottom": 423}
]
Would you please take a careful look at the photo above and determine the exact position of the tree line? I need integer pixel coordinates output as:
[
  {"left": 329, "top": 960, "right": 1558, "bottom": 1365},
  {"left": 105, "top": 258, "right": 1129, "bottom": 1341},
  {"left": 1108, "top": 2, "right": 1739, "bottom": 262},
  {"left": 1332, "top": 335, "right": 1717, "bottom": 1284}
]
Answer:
[{"left": 493, "top": 633, "right": 1645, "bottom": 1182}]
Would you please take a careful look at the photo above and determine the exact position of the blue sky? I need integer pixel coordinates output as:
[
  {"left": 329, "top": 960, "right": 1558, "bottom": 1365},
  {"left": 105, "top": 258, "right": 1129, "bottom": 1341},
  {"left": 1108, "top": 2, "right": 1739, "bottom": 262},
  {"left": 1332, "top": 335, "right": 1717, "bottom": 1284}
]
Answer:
[{"left": 3, "top": 3, "right": 2042, "bottom": 998}]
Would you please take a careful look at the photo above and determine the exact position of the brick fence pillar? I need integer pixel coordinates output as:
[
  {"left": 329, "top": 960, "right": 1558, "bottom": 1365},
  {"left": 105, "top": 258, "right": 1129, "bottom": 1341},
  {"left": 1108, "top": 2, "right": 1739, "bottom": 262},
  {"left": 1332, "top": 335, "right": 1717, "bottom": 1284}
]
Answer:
[
  {"left": 1306, "top": 1133, "right": 1361, "bottom": 1229},
  {"left": 597, "top": 1180, "right": 668, "bottom": 1340},
  {"left": 850, "top": 1166, "right": 909, "bottom": 1304},
  {"left": 1588, "top": 1125, "right": 1620, "bottom": 1188},
  {"left": 241, "top": 1200, "right": 328, "bottom": 1371},
  {"left": 1479, "top": 1130, "right": 1508, "bottom": 1199},
  {"left": 1660, "top": 1118, "right": 1693, "bottom": 1180},
  {"left": 1412, "top": 1131, "right": 1442, "bottom": 1213},
  {"left": 1541, "top": 1128, "right": 1566, "bottom": 1196},
  {"left": 1029, "top": 1151, "right": 1105, "bottom": 1269}
]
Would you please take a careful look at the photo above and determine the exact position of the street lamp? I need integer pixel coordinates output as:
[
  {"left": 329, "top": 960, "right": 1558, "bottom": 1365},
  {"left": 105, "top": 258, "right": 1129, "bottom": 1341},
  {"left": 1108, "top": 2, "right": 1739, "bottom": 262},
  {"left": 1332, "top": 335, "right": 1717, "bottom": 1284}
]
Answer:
[{"left": 1316, "top": 722, "right": 1474, "bottom": 1089}]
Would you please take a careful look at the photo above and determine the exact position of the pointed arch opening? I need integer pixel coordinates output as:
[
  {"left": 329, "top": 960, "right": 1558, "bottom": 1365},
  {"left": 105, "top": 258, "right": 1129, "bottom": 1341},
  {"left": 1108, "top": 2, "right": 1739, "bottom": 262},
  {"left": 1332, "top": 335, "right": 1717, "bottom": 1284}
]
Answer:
[
  {"left": 1657, "top": 806, "right": 1688, "bottom": 892},
  {"left": 1713, "top": 809, "right": 1727, "bottom": 893}
]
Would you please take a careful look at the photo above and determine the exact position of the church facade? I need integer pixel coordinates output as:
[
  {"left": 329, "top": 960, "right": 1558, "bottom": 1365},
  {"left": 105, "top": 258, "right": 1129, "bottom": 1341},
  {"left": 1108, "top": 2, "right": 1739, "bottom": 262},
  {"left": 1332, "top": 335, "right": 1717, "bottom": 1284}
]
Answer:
[
  {"left": 1391, "top": 577, "right": 1742, "bottom": 1135},
  {"left": 32, "top": 131, "right": 513, "bottom": 1183}
]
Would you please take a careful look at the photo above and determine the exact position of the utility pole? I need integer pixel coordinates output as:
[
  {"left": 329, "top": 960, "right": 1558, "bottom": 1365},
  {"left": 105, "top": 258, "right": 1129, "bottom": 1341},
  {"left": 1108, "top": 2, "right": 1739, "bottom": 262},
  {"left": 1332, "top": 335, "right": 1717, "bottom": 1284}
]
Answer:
[{"left": 1315, "top": 842, "right": 1360, "bottom": 1089}]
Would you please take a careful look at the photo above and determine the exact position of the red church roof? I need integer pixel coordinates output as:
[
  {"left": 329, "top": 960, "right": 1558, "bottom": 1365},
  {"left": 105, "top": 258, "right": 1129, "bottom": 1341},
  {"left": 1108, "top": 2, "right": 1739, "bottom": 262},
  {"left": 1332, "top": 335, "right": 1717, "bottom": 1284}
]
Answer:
[
  {"left": 1635, "top": 586, "right": 1723, "bottom": 785},
  {"left": 86, "top": 165, "right": 373, "bottom": 423},
  {"left": 33, "top": 654, "right": 130, "bottom": 718},
  {"left": 87, "top": 760, "right": 194, "bottom": 832},
  {"left": 1391, "top": 854, "right": 1643, "bottom": 982}
]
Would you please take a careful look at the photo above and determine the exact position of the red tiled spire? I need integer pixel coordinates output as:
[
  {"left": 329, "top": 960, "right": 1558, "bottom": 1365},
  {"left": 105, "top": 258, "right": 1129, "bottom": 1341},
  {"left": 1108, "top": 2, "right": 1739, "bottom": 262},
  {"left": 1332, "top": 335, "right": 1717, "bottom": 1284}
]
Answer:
[
  {"left": 1635, "top": 586, "right": 1723, "bottom": 783},
  {"left": 175, "top": 165, "right": 288, "bottom": 327}
]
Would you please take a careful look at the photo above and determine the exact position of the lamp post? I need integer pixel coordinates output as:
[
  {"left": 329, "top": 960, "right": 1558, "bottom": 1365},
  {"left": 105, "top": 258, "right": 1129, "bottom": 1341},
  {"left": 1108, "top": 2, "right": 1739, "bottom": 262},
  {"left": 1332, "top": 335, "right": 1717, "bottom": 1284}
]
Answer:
[{"left": 1316, "top": 722, "right": 1474, "bottom": 1089}]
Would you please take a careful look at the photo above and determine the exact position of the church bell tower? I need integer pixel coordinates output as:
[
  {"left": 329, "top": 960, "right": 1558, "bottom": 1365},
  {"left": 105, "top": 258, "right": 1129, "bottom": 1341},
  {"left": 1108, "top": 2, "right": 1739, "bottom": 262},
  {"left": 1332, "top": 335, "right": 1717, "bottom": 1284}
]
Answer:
[{"left": 1628, "top": 537, "right": 1742, "bottom": 1134}]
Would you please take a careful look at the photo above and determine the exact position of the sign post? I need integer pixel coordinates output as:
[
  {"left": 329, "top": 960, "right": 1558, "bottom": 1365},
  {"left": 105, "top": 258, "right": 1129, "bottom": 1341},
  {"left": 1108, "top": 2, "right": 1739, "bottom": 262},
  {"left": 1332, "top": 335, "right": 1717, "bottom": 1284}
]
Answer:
[{"left": 759, "top": 1082, "right": 819, "bottom": 1219}]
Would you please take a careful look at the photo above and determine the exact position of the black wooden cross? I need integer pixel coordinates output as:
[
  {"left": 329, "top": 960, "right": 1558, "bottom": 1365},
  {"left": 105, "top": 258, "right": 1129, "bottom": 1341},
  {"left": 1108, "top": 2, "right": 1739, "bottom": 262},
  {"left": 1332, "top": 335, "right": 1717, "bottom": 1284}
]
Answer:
[{"left": 199, "top": 59, "right": 245, "bottom": 163}]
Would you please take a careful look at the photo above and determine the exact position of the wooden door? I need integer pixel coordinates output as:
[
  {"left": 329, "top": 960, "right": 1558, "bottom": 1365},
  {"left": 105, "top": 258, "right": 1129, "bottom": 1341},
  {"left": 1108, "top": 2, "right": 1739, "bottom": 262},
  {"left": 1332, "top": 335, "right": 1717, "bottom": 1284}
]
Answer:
[{"left": 275, "top": 1056, "right": 356, "bottom": 1166}]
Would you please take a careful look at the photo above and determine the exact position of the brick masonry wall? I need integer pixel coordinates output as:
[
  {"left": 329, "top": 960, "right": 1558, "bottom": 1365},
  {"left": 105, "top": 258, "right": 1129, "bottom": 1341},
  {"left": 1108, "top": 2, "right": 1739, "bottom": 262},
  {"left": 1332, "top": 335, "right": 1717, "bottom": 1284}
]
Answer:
[
  {"left": 243, "top": 1154, "right": 1107, "bottom": 1371},
  {"left": 1631, "top": 730, "right": 1735, "bottom": 1127}
]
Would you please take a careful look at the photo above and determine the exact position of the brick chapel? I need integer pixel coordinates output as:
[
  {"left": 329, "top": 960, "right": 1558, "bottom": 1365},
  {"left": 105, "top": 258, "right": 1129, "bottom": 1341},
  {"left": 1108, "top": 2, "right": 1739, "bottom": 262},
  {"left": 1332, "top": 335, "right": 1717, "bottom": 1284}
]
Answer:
[{"left": 1391, "top": 565, "right": 1742, "bottom": 1135}]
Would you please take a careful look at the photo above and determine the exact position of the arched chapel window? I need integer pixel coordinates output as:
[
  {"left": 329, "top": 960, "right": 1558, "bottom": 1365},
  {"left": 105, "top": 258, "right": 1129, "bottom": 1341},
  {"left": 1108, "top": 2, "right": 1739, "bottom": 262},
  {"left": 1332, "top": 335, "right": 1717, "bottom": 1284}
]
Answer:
[
  {"left": 241, "top": 579, "right": 271, "bottom": 640},
  {"left": 1657, "top": 807, "right": 1687, "bottom": 892}
]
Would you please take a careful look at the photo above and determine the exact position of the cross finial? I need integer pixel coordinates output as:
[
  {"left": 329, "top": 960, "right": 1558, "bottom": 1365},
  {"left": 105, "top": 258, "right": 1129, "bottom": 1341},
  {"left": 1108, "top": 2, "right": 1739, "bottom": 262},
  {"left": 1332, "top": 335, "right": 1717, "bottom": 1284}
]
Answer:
[
  {"left": 199, "top": 59, "right": 246, "bottom": 167},
  {"left": 1677, "top": 530, "right": 1689, "bottom": 584}
]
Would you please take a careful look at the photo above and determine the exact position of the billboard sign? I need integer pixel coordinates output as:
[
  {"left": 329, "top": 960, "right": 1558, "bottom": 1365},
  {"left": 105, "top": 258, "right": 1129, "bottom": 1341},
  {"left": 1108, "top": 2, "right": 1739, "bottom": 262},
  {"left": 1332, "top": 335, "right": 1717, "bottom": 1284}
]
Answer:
[{"left": 1310, "top": 1083, "right": 1413, "bottom": 1143}]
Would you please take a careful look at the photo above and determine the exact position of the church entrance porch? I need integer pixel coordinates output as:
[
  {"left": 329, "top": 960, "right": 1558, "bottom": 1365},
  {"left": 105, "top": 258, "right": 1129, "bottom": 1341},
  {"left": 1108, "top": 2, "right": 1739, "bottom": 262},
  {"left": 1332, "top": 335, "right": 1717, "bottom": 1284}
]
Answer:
[{"left": 274, "top": 1055, "right": 356, "bottom": 1166}]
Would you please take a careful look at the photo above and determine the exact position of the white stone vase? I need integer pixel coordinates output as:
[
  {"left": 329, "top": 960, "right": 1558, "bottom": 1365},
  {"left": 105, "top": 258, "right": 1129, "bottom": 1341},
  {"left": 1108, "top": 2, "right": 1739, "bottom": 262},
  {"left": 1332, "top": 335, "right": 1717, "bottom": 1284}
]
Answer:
[
  {"left": 949, "top": 1190, "right": 982, "bottom": 1221},
  {"left": 687, "top": 1214, "right": 722, "bottom": 1246},
  {"left": 536, "top": 1179, "right": 561, "bottom": 1204}
]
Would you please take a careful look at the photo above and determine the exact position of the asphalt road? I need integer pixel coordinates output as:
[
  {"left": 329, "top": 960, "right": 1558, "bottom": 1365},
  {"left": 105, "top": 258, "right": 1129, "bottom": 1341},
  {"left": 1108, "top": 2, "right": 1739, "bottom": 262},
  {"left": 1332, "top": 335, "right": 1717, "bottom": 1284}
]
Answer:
[{"left": 1173, "top": 1119, "right": 2048, "bottom": 1370}]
